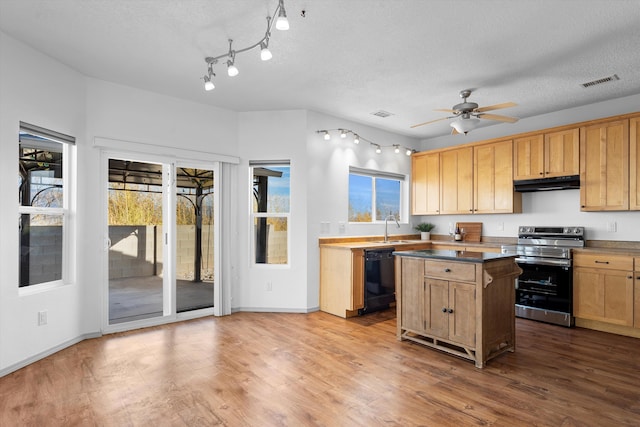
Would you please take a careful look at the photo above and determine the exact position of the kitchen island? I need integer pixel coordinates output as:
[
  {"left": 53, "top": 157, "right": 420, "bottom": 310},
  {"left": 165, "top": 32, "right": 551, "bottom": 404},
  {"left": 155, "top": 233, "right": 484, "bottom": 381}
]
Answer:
[{"left": 394, "top": 249, "right": 521, "bottom": 368}]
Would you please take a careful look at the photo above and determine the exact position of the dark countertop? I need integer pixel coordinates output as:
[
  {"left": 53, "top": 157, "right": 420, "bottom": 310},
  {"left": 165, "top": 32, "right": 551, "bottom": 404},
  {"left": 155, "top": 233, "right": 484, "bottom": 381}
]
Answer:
[{"left": 393, "top": 249, "right": 516, "bottom": 263}]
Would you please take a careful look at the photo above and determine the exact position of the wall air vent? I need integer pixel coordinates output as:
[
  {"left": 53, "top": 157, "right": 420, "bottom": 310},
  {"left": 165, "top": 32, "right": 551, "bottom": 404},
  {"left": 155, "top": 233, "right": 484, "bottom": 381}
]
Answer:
[
  {"left": 580, "top": 74, "right": 619, "bottom": 88},
  {"left": 371, "top": 110, "right": 394, "bottom": 118}
]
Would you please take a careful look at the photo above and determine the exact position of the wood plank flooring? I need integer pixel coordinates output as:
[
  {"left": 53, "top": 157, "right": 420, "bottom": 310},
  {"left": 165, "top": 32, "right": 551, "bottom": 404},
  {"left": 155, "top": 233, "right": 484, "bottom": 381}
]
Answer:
[{"left": 1, "top": 310, "right": 639, "bottom": 426}]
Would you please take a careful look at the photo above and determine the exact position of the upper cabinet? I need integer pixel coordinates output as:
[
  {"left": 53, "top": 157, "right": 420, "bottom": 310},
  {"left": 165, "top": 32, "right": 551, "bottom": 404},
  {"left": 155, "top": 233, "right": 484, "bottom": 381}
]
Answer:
[
  {"left": 580, "top": 119, "right": 629, "bottom": 211},
  {"left": 513, "top": 128, "right": 579, "bottom": 180},
  {"left": 440, "top": 147, "right": 474, "bottom": 214},
  {"left": 630, "top": 116, "right": 640, "bottom": 210},
  {"left": 474, "top": 140, "right": 522, "bottom": 214},
  {"left": 411, "top": 151, "right": 440, "bottom": 215}
]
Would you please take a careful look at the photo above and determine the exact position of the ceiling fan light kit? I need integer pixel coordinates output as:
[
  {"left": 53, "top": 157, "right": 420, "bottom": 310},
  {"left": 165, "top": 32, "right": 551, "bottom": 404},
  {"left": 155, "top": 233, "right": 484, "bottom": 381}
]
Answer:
[
  {"left": 412, "top": 89, "right": 519, "bottom": 135},
  {"left": 202, "top": 0, "right": 289, "bottom": 91}
]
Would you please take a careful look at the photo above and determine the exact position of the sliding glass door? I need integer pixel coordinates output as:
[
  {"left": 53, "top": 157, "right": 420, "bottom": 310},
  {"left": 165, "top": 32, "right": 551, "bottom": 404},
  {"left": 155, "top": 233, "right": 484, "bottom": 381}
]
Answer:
[{"left": 105, "top": 154, "right": 217, "bottom": 328}]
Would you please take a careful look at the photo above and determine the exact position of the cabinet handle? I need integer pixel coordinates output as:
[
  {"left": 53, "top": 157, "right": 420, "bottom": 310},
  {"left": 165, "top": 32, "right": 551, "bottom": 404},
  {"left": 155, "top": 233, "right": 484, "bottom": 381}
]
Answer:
[
  {"left": 444, "top": 268, "right": 451, "bottom": 272},
  {"left": 442, "top": 307, "right": 447, "bottom": 313},
  {"left": 448, "top": 309, "right": 454, "bottom": 314},
  {"left": 594, "top": 261, "right": 609, "bottom": 264},
  {"left": 637, "top": 276, "right": 640, "bottom": 280},
  {"left": 628, "top": 276, "right": 633, "bottom": 279},
  {"left": 539, "top": 172, "right": 544, "bottom": 175}
]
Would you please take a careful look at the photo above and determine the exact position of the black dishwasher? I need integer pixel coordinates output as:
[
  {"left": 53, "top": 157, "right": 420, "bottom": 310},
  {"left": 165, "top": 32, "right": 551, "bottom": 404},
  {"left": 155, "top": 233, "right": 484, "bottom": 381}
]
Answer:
[{"left": 360, "top": 248, "right": 396, "bottom": 315}]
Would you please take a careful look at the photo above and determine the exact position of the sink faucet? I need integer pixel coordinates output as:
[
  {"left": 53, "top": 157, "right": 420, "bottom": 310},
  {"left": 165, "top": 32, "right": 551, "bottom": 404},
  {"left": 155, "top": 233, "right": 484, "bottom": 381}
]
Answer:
[{"left": 384, "top": 213, "right": 400, "bottom": 242}]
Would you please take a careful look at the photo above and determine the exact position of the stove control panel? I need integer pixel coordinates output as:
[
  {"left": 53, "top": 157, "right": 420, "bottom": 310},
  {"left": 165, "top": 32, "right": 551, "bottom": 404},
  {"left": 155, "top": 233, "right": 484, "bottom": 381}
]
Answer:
[{"left": 518, "top": 226, "right": 585, "bottom": 238}]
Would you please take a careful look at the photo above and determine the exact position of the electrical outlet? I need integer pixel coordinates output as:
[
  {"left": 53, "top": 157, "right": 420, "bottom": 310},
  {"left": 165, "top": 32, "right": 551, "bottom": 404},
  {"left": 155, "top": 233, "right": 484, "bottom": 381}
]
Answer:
[
  {"left": 266, "top": 281, "right": 273, "bottom": 291},
  {"left": 607, "top": 221, "right": 617, "bottom": 232},
  {"left": 38, "top": 310, "right": 48, "bottom": 326},
  {"left": 338, "top": 221, "right": 346, "bottom": 234},
  {"left": 497, "top": 222, "right": 504, "bottom": 231}
]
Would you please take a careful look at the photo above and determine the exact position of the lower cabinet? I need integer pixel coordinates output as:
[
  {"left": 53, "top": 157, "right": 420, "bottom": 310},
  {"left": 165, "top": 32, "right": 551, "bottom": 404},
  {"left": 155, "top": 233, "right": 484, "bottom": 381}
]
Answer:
[
  {"left": 635, "top": 257, "right": 640, "bottom": 329},
  {"left": 397, "top": 255, "right": 520, "bottom": 368},
  {"left": 573, "top": 252, "right": 634, "bottom": 327}
]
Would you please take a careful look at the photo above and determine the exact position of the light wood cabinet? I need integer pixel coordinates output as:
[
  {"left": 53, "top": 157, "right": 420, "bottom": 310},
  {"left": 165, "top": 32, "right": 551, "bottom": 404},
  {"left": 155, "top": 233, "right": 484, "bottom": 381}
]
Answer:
[
  {"left": 635, "top": 257, "right": 640, "bottom": 329},
  {"left": 320, "top": 246, "right": 365, "bottom": 318},
  {"left": 396, "top": 254, "right": 520, "bottom": 368},
  {"left": 474, "top": 140, "right": 522, "bottom": 214},
  {"left": 411, "top": 151, "right": 440, "bottom": 215},
  {"left": 440, "top": 147, "right": 474, "bottom": 214},
  {"left": 630, "top": 116, "right": 640, "bottom": 210},
  {"left": 513, "top": 129, "right": 579, "bottom": 180},
  {"left": 580, "top": 119, "right": 629, "bottom": 211},
  {"left": 573, "top": 252, "right": 634, "bottom": 326}
]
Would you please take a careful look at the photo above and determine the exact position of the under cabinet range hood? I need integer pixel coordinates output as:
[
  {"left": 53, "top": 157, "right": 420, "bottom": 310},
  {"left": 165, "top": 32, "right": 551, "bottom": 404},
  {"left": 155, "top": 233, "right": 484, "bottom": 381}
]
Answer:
[{"left": 513, "top": 175, "right": 580, "bottom": 192}]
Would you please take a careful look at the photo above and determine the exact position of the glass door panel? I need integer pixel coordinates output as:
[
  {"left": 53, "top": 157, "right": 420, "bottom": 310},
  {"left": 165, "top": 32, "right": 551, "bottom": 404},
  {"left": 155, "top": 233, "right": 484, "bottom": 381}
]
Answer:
[
  {"left": 176, "top": 167, "right": 215, "bottom": 313},
  {"left": 108, "top": 158, "right": 165, "bottom": 324}
]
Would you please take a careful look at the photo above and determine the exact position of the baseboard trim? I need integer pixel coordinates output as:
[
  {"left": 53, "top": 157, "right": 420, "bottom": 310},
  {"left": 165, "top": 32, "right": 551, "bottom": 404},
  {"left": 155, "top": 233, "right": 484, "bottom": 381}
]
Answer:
[
  {"left": 0, "top": 332, "right": 102, "bottom": 378},
  {"left": 231, "top": 306, "right": 320, "bottom": 314}
]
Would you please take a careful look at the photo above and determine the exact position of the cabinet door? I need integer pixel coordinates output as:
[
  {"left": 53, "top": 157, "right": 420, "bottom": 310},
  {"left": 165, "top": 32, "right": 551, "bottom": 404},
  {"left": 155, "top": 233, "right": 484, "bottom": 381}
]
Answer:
[
  {"left": 474, "top": 140, "right": 520, "bottom": 214},
  {"left": 545, "top": 128, "right": 579, "bottom": 178},
  {"left": 513, "top": 134, "right": 544, "bottom": 180},
  {"left": 411, "top": 152, "right": 440, "bottom": 215},
  {"left": 635, "top": 258, "right": 640, "bottom": 329},
  {"left": 448, "top": 281, "right": 476, "bottom": 347},
  {"left": 352, "top": 250, "right": 365, "bottom": 311},
  {"left": 440, "top": 147, "right": 473, "bottom": 214},
  {"left": 580, "top": 119, "right": 629, "bottom": 211},
  {"left": 400, "top": 257, "right": 425, "bottom": 332},
  {"left": 574, "top": 267, "right": 634, "bottom": 326},
  {"left": 424, "top": 278, "right": 449, "bottom": 338},
  {"left": 630, "top": 116, "right": 640, "bottom": 210}
]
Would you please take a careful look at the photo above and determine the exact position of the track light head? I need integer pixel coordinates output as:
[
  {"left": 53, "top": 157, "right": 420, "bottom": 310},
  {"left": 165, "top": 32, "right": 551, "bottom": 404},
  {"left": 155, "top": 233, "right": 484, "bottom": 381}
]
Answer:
[
  {"left": 204, "top": 74, "right": 215, "bottom": 91},
  {"left": 375, "top": 145, "right": 382, "bottom": 154},
  {"left": 340, "top": 129, "right": 347, "bottom": 138},
  {"left": 353, "top": 134, "right": 360, "bottom": 144},
  {"left": 276, "top": 0, "right": 290, "bottom": 30},
  {"left": 323, "top": 131, "right": 330, "bottom": 140},
  {"left": 227, "top": 60, "right": 239, "bottom": 77},
  {"left": 260, "top": 41, "right": 272, "bottom": 61},
  {"left": 405, "top": 149, "right": 413, "bottom": 156}
]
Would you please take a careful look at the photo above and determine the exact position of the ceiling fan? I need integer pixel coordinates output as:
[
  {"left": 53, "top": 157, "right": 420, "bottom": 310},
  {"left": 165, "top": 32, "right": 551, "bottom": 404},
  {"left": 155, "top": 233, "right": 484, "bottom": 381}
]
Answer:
[{"left": 411, "top": 89, "right": 519, "bottom": 135}]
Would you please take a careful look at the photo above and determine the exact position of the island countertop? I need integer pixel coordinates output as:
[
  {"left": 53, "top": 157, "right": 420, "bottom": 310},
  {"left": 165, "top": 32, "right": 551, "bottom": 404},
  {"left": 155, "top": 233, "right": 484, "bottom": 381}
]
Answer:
[{"left": 392, "top": 249, "right": 515, "bottom": 263}]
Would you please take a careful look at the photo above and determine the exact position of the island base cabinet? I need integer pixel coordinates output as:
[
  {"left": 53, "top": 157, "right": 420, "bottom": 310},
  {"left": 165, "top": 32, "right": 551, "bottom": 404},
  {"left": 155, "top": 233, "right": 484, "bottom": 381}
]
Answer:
[{"left": 396, "top": 255, "right": 520, "bottom": 368}]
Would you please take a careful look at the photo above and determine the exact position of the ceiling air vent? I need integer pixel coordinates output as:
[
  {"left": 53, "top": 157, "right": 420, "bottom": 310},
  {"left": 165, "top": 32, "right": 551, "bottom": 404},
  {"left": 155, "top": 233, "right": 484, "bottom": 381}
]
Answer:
[
  {"left": 371, "top": 110, "right": 394, "bottom": 118},
  {"left": 580, "top": 74, "right": 619, "bottom": 88}
]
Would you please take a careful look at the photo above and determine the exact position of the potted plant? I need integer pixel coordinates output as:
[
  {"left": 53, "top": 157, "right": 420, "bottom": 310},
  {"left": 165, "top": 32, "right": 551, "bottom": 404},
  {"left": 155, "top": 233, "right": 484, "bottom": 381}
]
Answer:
[{"left": 414, "top": 223, "right": 435, "bottom": 240}]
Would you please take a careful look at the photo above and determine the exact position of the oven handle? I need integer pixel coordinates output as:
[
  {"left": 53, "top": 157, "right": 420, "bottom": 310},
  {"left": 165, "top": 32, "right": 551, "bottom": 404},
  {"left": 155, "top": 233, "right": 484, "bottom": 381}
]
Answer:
[{"left": 515, "top": 257, "right": 571, "bottom": 267}]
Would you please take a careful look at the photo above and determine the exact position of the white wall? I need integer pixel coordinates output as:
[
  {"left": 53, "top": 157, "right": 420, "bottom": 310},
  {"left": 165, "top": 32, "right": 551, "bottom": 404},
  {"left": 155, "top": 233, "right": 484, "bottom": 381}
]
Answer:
[
  {"left": 416, "top": 94, "right": 640, "bottom": 242},
  {"left": 0, "top": 32, "right": 86, "bottom": 371},
  {"left": 305, "top": 111, "right": 422, "bottom": 309},
  {"left": 235, "top": 110, "right": 310, "bottom": 312}
]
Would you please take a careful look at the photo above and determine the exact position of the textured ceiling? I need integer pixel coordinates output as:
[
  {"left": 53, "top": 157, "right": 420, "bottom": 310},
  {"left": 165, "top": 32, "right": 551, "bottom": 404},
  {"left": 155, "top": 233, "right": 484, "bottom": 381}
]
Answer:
[{"left": 1, "top": 0, "right": 640, "bottom": 139}]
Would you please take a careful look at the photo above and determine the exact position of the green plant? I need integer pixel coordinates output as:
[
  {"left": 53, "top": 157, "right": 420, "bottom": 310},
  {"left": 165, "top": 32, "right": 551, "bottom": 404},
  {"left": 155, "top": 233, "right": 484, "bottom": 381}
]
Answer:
[{"left": 414, "top": 223, "right": 435, "bottom": 232}]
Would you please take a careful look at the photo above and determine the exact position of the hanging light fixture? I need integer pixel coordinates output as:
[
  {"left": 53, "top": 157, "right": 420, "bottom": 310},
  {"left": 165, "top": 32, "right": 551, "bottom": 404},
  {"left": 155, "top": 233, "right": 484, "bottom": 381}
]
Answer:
[
  {"left": 203, "top": 0, "right": 289, "bottom": 90},
  {"left": 450, "top": 115, "right": 480, "bottom": 135}
]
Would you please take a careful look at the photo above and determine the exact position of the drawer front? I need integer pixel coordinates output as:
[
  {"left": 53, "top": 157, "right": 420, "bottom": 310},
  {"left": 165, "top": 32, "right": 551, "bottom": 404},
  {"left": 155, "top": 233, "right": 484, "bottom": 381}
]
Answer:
[
  {"left": 425, "top": 260, "right": 476, "bottom": 282},
  {"left": 573, "top": 253, "right": 633, "bottom": 270}
]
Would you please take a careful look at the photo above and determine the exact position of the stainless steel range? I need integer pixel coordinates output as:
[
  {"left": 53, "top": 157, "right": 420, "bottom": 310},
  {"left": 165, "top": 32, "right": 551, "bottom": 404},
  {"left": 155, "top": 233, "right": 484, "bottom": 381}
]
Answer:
[{"left": 501, "top": 226, "right": 585, "bottom": 327}]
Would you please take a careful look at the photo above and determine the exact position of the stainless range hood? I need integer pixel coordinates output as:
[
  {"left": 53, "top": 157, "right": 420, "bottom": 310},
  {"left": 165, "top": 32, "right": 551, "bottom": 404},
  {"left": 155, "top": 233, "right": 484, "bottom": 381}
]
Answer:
[{"left": 513, "top": 175, "right": 580, "bottom": 192}]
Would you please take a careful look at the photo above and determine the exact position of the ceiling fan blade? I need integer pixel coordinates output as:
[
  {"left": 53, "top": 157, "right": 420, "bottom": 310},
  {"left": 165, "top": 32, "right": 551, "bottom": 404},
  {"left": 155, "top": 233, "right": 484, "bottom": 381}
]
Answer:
[
  {"left": 410, "top": 116, "right": 454, "bottom": 128},
  {"left": 477, "top": 113, "right": 519, "bottom": 123},
  {"left": 475, "top": 102, "right": 517, "bottom": 113}
]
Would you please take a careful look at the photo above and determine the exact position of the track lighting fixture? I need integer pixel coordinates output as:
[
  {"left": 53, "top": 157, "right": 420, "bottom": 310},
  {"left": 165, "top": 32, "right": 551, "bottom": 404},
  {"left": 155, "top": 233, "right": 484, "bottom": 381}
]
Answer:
[
  {"left": 202, "top": 0, "right": 289, "bottom": 90},
  {"left": 316, "top": 129, "right": 415, "bottom": 156}
]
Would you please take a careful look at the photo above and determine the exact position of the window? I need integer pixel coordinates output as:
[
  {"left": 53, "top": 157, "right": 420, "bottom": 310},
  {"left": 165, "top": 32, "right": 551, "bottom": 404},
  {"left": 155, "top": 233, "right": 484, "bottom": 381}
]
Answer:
[
  {"left": 18, "top": 122, "right": 74, "bottom": 287},
  {"left": 348, "top": 167, "right": 404, "bottom": 222},
  {"left": 251, "top": 161, "right": 290, "bottom": 265}
]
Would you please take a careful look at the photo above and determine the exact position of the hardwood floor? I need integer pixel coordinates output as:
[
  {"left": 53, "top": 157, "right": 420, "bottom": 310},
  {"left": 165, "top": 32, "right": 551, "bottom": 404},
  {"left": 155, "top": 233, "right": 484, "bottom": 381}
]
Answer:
[{"left": 1, "top": 310, "right": 639, "bottom": 426}]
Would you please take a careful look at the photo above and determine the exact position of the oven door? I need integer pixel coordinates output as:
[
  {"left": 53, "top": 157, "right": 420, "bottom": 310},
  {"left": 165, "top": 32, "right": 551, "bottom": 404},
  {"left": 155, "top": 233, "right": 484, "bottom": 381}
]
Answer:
[{"left": 515, "top": 259, "right": 572, "bottom": 314}]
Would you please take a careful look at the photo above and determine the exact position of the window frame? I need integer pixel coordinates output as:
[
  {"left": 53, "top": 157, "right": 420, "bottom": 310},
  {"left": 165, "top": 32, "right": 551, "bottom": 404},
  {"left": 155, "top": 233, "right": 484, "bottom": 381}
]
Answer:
[
  {"left": 18, "top": 122, "right": 75, "bottom": 292},
  {"left": 348, "top": 166, "right": 407, "bottom": 224},
  {"left": 249, "top": 160, "right": 291, "bottom": 267}
]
